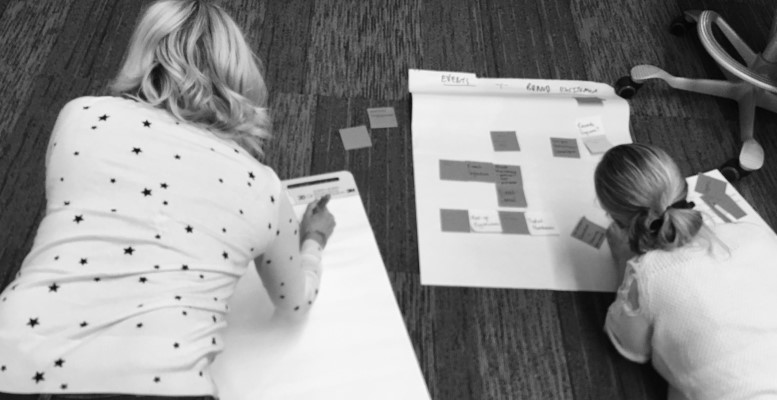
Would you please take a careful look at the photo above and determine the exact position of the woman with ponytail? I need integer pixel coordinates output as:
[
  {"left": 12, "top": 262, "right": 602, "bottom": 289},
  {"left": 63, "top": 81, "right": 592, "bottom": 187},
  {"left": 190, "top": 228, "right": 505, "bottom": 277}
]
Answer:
[{"left": 595, "top": 143, "right": 777, "bottom": 400}]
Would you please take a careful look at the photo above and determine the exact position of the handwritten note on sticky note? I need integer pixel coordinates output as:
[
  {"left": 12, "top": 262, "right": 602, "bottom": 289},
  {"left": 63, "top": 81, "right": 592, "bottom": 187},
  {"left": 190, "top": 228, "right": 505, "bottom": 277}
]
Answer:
[
  {"left": 499, "top": 211, "right": 529, "bottom": 234},
  {"left": 496, "top": 184, "right": 527, "bottom": 208},
  {"left": 582, "top": 135, "right": 613, "bottom": 155},
  {"left": 367, "top": 107, "right": 398, "bottom": 129},
  {"left": 439, "top": 160, "right": 471, "bottom": 181},
  {"left": 469, "top": 210, "right": 502, "bottom": 233},
  {"left": 576, "top": 116, "right": 604, "bottom": 136},
  {"left": 466, "top": 161, "right": 496, "bottom": 183},
  {"left": 339, "top": 125, "right": 372, "bottom": 150},
  {"left": 494, "top": 164, "right": 522, "bottom": 186},
  {"left": 695, "top": 174, "right": 727, "bottom": 199},
  {"left": 550, "top": 138, "right": 580, "bottom": 158},
  {"left": 524, "top": 212, "right": 559, "bottom": 235},
  {"left": 490, "top": 131, "right": 520, "bottom": 152},
  {"left": 440, "top": 209, "right": 471, "bottom": 233},
  {"left": 571, "top": 217, "right": 607, "bottom": 249}
]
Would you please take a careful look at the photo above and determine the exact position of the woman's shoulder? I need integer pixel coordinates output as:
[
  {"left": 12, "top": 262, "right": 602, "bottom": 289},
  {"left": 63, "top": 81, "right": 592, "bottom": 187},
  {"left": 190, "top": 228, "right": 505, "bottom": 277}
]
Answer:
[{"left": 59, "top": 96, "right": 135, "bottom": 115}]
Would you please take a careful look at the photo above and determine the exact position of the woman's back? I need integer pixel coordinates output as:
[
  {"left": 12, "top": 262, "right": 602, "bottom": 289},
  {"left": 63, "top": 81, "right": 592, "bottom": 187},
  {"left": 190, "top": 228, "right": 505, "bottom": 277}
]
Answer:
[
  {"left": 634, "top": 222, "right": 777, "bottom": 399},
  {"left": 0, "top": 95, "right": 281, "bottom": 395}
]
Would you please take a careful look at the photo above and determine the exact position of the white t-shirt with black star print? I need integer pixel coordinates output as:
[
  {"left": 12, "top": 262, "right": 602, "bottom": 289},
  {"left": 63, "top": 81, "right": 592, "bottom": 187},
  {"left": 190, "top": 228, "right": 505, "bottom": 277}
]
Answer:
[{"left": 0, "top": 96, "right": 323, "bottom": 396}]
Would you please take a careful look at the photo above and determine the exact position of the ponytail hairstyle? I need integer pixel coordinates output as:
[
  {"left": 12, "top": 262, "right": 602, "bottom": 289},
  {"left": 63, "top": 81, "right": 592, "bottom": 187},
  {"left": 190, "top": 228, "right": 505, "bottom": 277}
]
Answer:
[
  {"left": 595, "top": 144, "right": 704, "bottom": 254},
  {"left": 110, "top": 0, "right": 270, "bottom": 159}
]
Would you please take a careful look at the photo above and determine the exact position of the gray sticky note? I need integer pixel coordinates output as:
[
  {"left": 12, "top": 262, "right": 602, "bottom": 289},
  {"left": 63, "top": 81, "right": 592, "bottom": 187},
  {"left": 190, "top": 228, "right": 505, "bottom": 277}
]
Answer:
[
  {"left": 490, "top": 131, "right": 520, "bottom": 152},
  {"left": 550, "top": 138, "right": 580, "bottom": 158},
  {"left": 494, "top": 164, "right": 522, "bottom": 186},
  {"left": 367, "top": 107, "right": 398, "bottom": 129},
  {"left": 496, "top": 183, "right": 527, "bottom": 208},
  {"left": 439, "top": 160, "right": 471, "bottom": 181},
  {"left": 571, "top": 217, "right": 606, "bottom": 249},
  {"left": 339, "top": 125, "right": 372, "bottom": 150},
  {"left": 702, "top": 194, "right": 746, "bottom": 220},
  {"left": 441, "top": 209, "right": 471, "bottom": 232},
  {"left": 575, "top": 97, "right": 604, "bottom": 107},
  {"left": 695, "top": 174, "right": 727, "bottom": 199},
  {"left": 499, "top": 211, "right": 529, "bottom": 234},
  {"left": 466, "top": 161, "right": 496, "bottom": 182}
]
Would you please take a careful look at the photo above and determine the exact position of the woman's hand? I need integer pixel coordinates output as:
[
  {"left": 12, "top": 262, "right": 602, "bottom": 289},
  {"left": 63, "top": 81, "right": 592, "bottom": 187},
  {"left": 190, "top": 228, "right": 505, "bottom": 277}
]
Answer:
[
  {"left": 300, "top": 195, "right": 336, "bottom": 248},
  {"left": 606, "top": 223, "right": 635, "bottom": 283}
]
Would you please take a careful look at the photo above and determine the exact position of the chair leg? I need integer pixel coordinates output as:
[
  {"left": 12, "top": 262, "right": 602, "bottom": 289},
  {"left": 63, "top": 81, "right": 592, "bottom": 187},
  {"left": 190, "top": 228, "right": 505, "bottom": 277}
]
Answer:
[
  {"left": 631, "top": 65, "right": 747, "bottom": 100},
  {"left": 737, "top": 90, "right": 765, "bottom": 171},
  {"left": 755, "top": 89, "right": 777, "bottom": 113}
]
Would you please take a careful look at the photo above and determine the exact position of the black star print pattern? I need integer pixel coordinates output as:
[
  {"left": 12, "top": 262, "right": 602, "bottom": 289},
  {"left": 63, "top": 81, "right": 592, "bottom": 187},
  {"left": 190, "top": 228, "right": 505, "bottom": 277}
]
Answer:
[
  {"left": 1, "top": 99, "right": 329, "bottom": 393},
  {"left": 33, "top": 371, "right": 44, "bottom": 383}
]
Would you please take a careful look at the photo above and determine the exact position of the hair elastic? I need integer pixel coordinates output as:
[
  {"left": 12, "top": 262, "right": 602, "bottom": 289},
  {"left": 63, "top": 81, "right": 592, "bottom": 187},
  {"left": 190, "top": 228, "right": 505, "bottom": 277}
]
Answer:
[{"left": 648, "top": 199, "right": 696, "bottom": 234}]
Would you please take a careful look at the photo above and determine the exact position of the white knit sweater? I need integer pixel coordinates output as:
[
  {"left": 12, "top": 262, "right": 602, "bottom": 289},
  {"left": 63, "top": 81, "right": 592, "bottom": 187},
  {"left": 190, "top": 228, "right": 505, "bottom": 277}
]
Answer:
[{"left": 605, "top": 222, "right": 777, "bottom": 399}]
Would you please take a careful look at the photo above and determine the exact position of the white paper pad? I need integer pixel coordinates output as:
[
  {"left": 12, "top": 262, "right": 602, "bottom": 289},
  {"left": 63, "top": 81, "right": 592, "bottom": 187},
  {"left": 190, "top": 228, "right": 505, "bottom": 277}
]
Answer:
[
  {"left": 410, "top": 69, "right": 630, "bottom": 292},
  {"left": 211, "top": 171, "right": 430, "bottom": 400}
]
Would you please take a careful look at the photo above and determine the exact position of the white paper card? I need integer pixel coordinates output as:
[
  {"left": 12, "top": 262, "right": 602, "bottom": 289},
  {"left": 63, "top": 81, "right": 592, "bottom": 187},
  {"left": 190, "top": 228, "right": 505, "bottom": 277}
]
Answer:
[
  {"left": 524, "top": 212, "right": 560, "bottom": 236},
  {"left": 367, "top": 107, "right": 399, "bottom": 129},
  {"left": 576, "top": 115, "right": 604, "bottom": 136},
  {"left": 469, "top": 209, "right": 503, "bottom": 233}
]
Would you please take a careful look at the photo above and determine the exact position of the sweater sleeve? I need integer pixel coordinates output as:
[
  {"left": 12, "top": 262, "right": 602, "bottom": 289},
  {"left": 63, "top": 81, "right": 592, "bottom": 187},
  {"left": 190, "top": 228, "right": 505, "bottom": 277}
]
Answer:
[
  {"left": 254, "top": 191, "right": 322, "bottom": 317},
  {"left": 604, "top": 260, "right": 652, "bottom": 363}
]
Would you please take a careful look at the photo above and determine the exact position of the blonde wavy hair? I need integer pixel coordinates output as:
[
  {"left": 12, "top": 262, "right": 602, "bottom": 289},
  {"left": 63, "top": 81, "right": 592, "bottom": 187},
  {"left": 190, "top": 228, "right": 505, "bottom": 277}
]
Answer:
[
  {"left": 110, "top": 0, "right": 270, "bottom": 159},
  {"left": 595, "top": 144, "right": 704, "bottom": 254}
]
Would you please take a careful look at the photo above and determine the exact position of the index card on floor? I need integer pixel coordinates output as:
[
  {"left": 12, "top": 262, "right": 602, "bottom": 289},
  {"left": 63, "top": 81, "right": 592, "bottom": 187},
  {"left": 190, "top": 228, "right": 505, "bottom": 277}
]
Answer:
[
  {"left": 339, "top": 125, "right": 372, "bottom": 150},
  {"left": 367, "top": 107, "right": 398, "bottom": 129}
]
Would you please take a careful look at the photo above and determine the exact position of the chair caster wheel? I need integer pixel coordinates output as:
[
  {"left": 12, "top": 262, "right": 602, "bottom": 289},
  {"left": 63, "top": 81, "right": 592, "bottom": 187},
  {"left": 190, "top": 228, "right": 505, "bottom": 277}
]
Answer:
[
  {"left": 614, "top": 76, "right": 642, "bottom": 99},
  {"left": 669, "top": 15, "right": 694, "bottom": 36}
]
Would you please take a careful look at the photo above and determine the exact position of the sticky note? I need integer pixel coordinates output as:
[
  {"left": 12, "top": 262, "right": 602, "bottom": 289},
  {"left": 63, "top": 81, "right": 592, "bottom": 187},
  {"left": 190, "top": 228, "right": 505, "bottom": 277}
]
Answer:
[
  {"left": 576, "top": 116, "right": 605, "bottom": 136},
  {"left": 694, "top": 174, "right": 727, "bottom": 199},
  {"left": 550, "top": 138, "right": 580, "bottom": 158},
  {"left": 339, "top": 125, "right": 372, "bottom": 150},
  {"left": 366, "top": 107, "right": 398, "bottom": 129},
  {"left": 571, "top": 217, "right": 607, "bottom": 249},
  {"left": 575, "top": 97, "right": 604, "bottom": 107},
  {"left": 499, "top": 211, "right": 529, "bottom": 234},
  {"left": 490, "top": 131, "right": 520, "bottom": 151},
  {"left": 582, "top": 135, "right": 613, "bottom": 155},
  {"left": 468, "top": 210, "right": 502, "bottom": 233},
  {"left": 701, "top": 194, "right": 746, "bottom": 220},
  {"left": 700, "top": 196, "right": 732, "bottom": 223},
  {"left": 494, "top": 164, "right": 522, "bottom": 186},
  {"left": 440, "top": 209, "right": 471, "bottom": 232},
  {"left": 439, "top": 160, "right": 470, "bottom": 181},
  {"left": 466, "top": 161, "right": 496, "bottom": 183},
  {"left": 496, "top": 184, "right": 527, "bottom": 208},
  {"left": 524, "top": 212, "right": 559, "bottom": 235}
]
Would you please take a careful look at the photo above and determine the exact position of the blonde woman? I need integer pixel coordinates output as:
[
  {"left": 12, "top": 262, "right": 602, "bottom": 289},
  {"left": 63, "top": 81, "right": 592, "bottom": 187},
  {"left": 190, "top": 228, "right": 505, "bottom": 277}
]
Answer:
[
  {"left": 595, "top": 143, "right": 777, "bottom": 400},
  {"left": 0, "top": 1, "right": 334, "bottom": 399}
]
